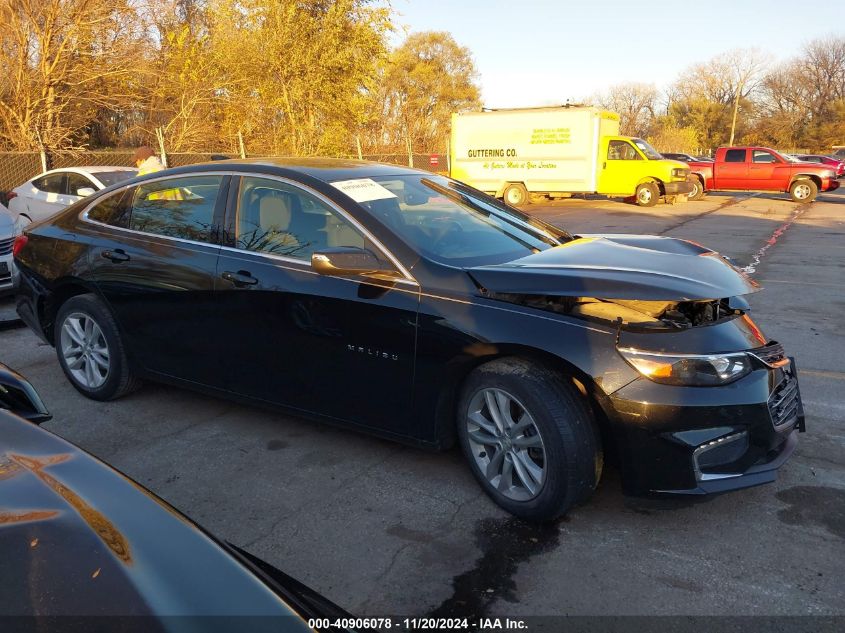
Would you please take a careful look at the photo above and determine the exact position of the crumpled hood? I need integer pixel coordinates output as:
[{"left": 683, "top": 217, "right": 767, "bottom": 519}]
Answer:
[{"left": 468, "top": 234, "right": 760, "bottom": 301}]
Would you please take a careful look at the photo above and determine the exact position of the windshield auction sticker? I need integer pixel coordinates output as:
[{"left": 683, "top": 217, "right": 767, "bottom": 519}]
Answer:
[{"left": 330, "top": 178, "right": 397, "bottom": 203}]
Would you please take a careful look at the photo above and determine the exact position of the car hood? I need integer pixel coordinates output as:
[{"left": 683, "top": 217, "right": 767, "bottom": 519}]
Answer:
[
  {"left": 0, "top": 409, "right": 319, "bottom": 622},
  {"left": 467, "top": 235, "right": 760, "bottom": 301}
]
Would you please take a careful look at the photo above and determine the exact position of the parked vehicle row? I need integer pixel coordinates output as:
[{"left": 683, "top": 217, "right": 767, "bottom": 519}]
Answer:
[{"left": 13, "top": 158, "right": 804, "bottom": 521}]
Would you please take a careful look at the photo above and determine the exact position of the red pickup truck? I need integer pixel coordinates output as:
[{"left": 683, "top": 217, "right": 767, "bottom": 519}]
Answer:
[{"left": 684, "top": 147, "right": 840, "bottom": 202}]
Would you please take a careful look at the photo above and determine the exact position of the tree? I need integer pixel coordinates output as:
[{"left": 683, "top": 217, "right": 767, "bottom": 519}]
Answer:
[
  {"left": 592, "top": 83, "right": 658, "bottom": 137},
  {"left": 0, "top": 0, "right": 144, "bottom": 151},
  {"left": 209, "top": 0, "right": 392, "bottom": 156},
  {"left": 365, "top": 31, "right": 481, "bottom": 154}
]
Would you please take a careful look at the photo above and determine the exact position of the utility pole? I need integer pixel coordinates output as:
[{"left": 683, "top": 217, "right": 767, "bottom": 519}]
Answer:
[{"left": 728, "top": 80, "right": 744, "bottom": 147}]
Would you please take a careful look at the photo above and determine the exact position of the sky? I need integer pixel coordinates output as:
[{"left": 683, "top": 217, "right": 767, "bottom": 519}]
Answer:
[{"left": 392, "top": 0, "right": 839, "bottom": 108}]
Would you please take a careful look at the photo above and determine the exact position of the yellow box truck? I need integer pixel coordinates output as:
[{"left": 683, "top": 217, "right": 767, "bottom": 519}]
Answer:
[{"left": 449, "top": 106, "right": 693, "bottom": 207}]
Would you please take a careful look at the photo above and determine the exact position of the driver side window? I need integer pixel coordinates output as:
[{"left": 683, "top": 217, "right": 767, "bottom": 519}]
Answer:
[{"left": 608, "top": 141, "right": 641, "bottom": 161}]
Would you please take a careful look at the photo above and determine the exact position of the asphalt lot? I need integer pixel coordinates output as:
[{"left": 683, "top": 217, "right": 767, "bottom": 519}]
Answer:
[{"left": 1, "top": 189, "right": 843, "bottom": 617}]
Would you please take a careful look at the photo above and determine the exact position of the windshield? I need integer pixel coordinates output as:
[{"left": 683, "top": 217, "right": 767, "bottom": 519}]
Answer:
[
  {"left": 778, "top": 152, "right": 802, "bottom": 163},
  {"left": 352, "top": 175, "right": 566, "bottom": 266},
  {"left": 632, "top": 138, "right": 663, "bottom": 160},
  {"left": 96, "top": 170, "right": 137, "bottom": 187}
]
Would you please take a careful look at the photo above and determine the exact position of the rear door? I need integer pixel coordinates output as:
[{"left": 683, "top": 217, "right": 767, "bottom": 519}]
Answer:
[
  {"left": 213, "top": 174, "right": 420, "bottom": 437},
  {"left": 84, "top": 173, "right": 228, "bottom": 385},
  {"left": 26, "top": 173, "right": 67, "bottom": 221},
  {"left": 715, "top": 149, "right": 749, "bottom": 189}
]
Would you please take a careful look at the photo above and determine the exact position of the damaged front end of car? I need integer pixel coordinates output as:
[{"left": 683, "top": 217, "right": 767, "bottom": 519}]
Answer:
[{"left": 467, "top": 234, "right": 804, "bottom": 496}]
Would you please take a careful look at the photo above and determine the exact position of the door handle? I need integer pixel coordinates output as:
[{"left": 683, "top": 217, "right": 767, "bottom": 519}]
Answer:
[
  {"left": 222, "top": 270, "right": 258, "bottom": 287},
  {"left": 101, "top": 249, "right": 130, "bottom": 263},
  {"left": 603, "top": 161, "right": 607, "bottom": 169}
]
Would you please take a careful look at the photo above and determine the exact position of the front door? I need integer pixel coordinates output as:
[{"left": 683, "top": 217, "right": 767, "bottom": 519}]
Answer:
[
  {"left": 599, "top": 139, "right": 643, "bottom": 195},
  {"left": 748, "top": 149, "right": 781, "bottom": 190},
  {"left": 213, "top": 175, "right": 420, "bottom": 437},
  {"left": 85, "top": 173, "right": 227, "bottom": 384}
]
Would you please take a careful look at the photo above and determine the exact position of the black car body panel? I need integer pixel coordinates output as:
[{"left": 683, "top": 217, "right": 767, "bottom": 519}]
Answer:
[
  {"left": 0, "top": 406, "right": 345, "bottom": 623},
  {"left": 13, "top": 158, "right": 803, "bottom": 496}
]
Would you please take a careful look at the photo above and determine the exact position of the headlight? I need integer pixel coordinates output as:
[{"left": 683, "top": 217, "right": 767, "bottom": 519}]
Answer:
[
  {"left": 617, "top": 348, "right": 752, "bottom": 386},
  {"left": 824, "top": 170, "right": 836, "bottom": 179},
  {"left": 672, "top": 168, "right": 689, "bottom": 178}
]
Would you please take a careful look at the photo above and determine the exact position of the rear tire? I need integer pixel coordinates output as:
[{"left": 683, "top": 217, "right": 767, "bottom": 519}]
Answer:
[
  {"left": 503, "top": 183, "right": 530, "bottom": 208},
  {"left": 688, "top": 177, "right": 705, "bottom": 201},
  {"left": 457, "top": 358, "right": 602, "bottom": 521},
  {"left": 55, "top": 293, "right": 140, "bottom": 401},
  {"left": 789, "top": 179, "right": 817, "bottom": 203},
  {"left": 635, "top": 182, "right": 659, "bottom": 207}
]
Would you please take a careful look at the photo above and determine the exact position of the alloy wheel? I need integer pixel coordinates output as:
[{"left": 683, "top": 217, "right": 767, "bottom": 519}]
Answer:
[
  {"left": 637, "top": 187, "right": 653, "bottom": 204},
  {"left": 60, "top": 312, "right": 110, "bottom": 389},
  {"left": 793, "top": 183, "right": 811, "bottom": 200},
  {"left": 466, "top": 387, "right": 547, "bottom": 501}
]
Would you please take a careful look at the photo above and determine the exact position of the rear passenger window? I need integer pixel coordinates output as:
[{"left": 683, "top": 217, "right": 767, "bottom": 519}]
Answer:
[
  {"left": 33, "top": 173, "right": 65, "bottom": 194},
  {"left": 87, "top": 190, "right": 131, "bottom": 228},
  {"left": 725, "top": 149, "right": 746, "bottom": 163},
  {"left": 234, "top": 176, "right": 365, "bottom": 260},
  {"left": 129, "top": 175, "right": 223, "bottom": 242}
]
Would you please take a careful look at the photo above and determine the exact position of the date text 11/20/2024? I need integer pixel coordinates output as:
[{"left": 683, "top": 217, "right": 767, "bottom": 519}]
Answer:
[{"left": 308, "top": 617, "right": 528, "bottom": 630}]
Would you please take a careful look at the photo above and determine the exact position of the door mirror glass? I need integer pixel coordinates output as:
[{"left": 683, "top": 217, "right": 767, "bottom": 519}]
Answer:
[
  {"left": 0, "top": 364, "right": 52, "bottom": 425},
  {"left": 76, "top": 187, "right": 96, "bottom": 197},
  {"left": 312, "top": 247, "right": 400, "bottom": 279}
]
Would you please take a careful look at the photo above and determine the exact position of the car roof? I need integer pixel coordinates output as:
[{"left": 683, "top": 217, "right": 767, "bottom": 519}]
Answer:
[
  {"left": 28, "top": 166, "right": 136, "bottom": 180},
  {"left": 172, "top": 157, "right": 426, "bottom": 183}
]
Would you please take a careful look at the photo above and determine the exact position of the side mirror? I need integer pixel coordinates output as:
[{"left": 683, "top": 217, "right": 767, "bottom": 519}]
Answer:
[
  {"left": 0, "top": 364, "right": 52, "bottom": 424},
  {"left": 311, "top": 247, "right": 400, "bottom": 280},
  {"left": 76, "top": 187, "right": 96, "bottom": 197}
]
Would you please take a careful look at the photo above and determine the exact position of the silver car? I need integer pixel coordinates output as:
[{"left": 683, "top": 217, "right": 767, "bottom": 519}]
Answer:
[{"left": 0, "top": 202, "right": 18, "bottom": 294}]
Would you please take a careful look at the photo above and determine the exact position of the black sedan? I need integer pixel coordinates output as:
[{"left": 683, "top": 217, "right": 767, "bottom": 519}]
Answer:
[
  {"left": 13, "top": 158, "right": 804, "bottom": 520},
  {"left": 0, "top": 363, "right": 351, "bottom": 627}
]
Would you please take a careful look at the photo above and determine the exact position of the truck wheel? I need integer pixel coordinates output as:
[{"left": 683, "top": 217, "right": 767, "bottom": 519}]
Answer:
[
  {"left": 503, "top": 183, "right": 530, "bottom": 208},
  {"left": 789, "top": 179, "right": 817, "bottom": 203},
  {"left": 457, "top": 357, "right": 603, "bottom": 521},
  {"left": 688, "top": 177, "right": 705, "bottom": 201},
  {"left": 635, "top": 182, "right": 659, "bottom": 207}
]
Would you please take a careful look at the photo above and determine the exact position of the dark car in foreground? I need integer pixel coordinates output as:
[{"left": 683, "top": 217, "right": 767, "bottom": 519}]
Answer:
[
  {"left": 13, "top": 158, "right": 804, "bottom": 520},
  {"left": 0, "top": 363, "right": 350, "bottom": 627}
]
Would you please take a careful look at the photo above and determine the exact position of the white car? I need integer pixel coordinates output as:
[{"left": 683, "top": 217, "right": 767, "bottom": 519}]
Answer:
[
  {"left": 0, "top": 201, "right": 17, "bottom": 295},
  {"left": 8, "top": 166, "right": 137, "bottom": 226}
]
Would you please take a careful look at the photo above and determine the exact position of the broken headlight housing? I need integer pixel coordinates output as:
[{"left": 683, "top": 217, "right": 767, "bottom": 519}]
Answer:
[{"left": 617, "top": 348, "right": 752, "bottom": 386}]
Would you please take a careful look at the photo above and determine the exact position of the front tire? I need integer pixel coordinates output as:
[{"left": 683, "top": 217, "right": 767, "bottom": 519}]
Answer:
[
  {"left": 789, "top": 179, "right": 817, "bottom": 203},
  {"left": 688, "top": 177, "right": 705, "bottom": 201},
  {"left": 635, "top": 182, "right": 660, "bottom": 207},
  {"left": 457, "top": 358, "right": 602, "bottom": 521},
  {"left": 55, "top": 294, "right": 140, "bottom": 401}
]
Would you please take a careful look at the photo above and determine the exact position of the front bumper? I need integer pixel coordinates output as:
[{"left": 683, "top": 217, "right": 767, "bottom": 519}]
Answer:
[
  {"left": 602, "top": 345, "right": 804, "bottom": 496},
  {"left": 0, "top": 254, "right": 18, "bottom": 296},
  {"left": 663, "top": 180, "right": 694, "bottom": 195}
]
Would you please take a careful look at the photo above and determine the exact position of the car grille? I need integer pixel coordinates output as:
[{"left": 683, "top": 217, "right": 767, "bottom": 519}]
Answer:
[
  {"left": 768, "top": 372, "right": 800, "bottom": 428},
  {"left": 749, "top": 341, "right": 788, "bottom": 368},
  {"left": 0, "top": 236, "right": 13, "bottom": 256}
]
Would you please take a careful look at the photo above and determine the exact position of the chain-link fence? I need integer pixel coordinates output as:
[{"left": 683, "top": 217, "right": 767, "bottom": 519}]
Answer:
[{"left": 0, "top": 150, "right": 448, "bottom": 200}]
